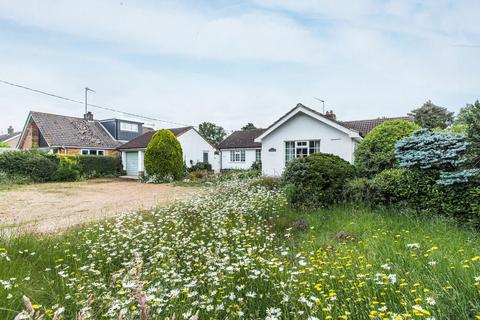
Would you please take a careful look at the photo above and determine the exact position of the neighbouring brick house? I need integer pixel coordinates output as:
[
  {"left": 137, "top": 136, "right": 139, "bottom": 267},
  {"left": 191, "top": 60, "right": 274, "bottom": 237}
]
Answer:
[{"left": 17, "top": 111, "right": 147, "bottom": 156}]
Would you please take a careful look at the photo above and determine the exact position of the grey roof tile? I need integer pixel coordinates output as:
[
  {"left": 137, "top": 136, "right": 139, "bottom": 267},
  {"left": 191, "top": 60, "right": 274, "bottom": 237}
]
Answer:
[{"left": 30, "top": 111, "right": 120, "bottom": 149}]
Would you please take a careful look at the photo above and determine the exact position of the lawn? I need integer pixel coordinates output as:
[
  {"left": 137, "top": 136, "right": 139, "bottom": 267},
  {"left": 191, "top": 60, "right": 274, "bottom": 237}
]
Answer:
[{"left": 0, "top": 180, "right": 479, "bottom": 319}]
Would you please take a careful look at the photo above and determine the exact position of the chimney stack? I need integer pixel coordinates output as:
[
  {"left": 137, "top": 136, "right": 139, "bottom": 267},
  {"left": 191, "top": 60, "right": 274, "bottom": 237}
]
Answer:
[
  {"left": 7, "top": 126, "right": 14, "bottom": 135},
  {"left": 324, "top": 110, "right": 337, "bottom": 121},
  {"left": 84, "top": 111, "right": 94, "bottom": 121}
]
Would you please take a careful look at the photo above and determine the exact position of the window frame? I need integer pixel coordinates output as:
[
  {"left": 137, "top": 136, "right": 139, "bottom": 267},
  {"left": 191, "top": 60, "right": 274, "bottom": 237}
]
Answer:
[
  {"left": 119, "top": 122, "right": 139, "bottom": 133},
  {"left": 80, "top": 149, "right": 106, "bottom": 156},
  {"left": 255, "top": 149, "right": 261, "bottom": 162},
  {"left": 203, "top": 151, "right": 209, "bottom": 164},
  {"left": 285, "top": 140, "right": 321, "bottom": 163},
  {"left": 229, "top": 150, "right": 246, "bottom": 163}
]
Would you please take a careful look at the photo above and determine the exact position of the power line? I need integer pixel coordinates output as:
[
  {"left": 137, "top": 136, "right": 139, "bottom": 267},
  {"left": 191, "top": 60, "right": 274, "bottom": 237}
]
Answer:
[{"left": 0, "top": 79, "right": 191, "bottom": 127}]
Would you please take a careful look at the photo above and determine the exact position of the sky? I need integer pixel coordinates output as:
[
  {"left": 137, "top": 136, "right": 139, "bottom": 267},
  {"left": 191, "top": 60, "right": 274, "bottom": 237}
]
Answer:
[{"left": 0, "top": 0, "right": 479, "bottom": 134}]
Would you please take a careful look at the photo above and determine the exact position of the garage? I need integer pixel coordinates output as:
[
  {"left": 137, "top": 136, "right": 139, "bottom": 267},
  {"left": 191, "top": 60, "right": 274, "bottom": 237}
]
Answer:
[{"left": 125, "top": 152, "right": 139, "bottom": 176}]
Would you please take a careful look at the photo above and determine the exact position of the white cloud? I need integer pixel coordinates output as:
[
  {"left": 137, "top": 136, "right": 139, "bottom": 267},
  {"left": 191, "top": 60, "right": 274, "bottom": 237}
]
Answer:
[
  {"left": 0, "top": 0, "right": 324, "bottom": 64},
  {"left": 0, "top": 0, "right": 479, "bottom": 134}
]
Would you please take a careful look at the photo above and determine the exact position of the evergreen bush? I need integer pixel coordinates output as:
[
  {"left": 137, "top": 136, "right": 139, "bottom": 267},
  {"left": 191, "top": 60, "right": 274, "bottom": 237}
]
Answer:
[
  {"left": 354, "top": 120, "right": 420, "bottom": 177},
  {"left": 144, "top": 129, "right": 184, "bottom": 181},
  {"left": 283, "top": 153, "right": 354, "bottom": 209}
]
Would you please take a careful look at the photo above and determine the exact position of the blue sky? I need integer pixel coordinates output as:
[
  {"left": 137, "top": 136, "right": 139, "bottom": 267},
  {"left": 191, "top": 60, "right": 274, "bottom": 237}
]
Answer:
[{"left": 0, "top": 0, "right": 479, "bottom": 133}]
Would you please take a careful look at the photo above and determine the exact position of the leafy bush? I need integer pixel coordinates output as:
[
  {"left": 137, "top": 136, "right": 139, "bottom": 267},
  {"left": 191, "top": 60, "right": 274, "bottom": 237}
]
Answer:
[
  {"left": 0, "top": 150, "right": 121, "bottom": 183},
  {"left": 0, "top": 141, "right": 10, "bottom": 148},
  {"left": 74, "top": 155, "right": 122, "bottom": 178},
  {"left": 0, "top": 150, "right": 58, "bottom": 182},
  {"left": 371, "top": 168, "right": 437, "bottom": 209},
  {"left": 283, "top": 153, "right": 354, "bottom": 209},
  {"left": 144, "top": 129, "right": 184, "bottom": 182},
  {"left": 342, "top": 177, "right": 376, "bottom": 204},
  {"left": 188, "top": 161, "right": 212, "bottom": 172},
  {"left": 0, "top": 171, "right": 32, "bottom": 185},
  {"left": 250, "top": 160, "right": 262, "bottom": 171},
  {"left": 52, "top": 156, "right": 81, "bottom": 182},
  {"left": 436, "top": 182, "right": 480, "bottom": 226},
  {"left": 370, "top": 168, "right": 480, "bottom": 226},
  {"left": 354, "top": 120, "right": 420, "bottom": 177}
]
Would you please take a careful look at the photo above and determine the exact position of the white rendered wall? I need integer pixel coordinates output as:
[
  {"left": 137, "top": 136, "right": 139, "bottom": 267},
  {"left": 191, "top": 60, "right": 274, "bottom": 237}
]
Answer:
[
  {"left": 261, "top": 113, "right": 356, "bottom": 176},
  {"left": 220, "top": 149, "right": 258, "bottom": 170},
  {"left": 177, "top": 129, "right": 219, "bottom": 172}
]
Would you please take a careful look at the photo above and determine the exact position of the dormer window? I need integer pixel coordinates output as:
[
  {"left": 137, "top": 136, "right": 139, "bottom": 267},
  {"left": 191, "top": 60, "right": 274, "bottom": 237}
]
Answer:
[{"left": 120, "top": 122, "right": 138, "bottom": 132}]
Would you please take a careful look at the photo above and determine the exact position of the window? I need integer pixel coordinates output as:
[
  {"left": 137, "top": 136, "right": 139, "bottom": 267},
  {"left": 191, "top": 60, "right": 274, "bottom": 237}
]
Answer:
[
  {"left": 203, "top": 151, "right": 209, "bottom": 164},
  {"left": 285, "top": 141, "right": 295, "bottom": 162},
  {"left": 309, "top": 140, "right": 320, "bottom": 154},
  {"left": 230, "top": 150, "right": 246, "bottom": 162},
  {"left": 285, "top": 140, "right": 320, "bottom": 163},
  {"left": 81, "top": 149, "right": 105, "bottom": 156},
  {"left": 295, "top": 141, "right": 308, "bottom": 158},
  {"left": 255, "top": 149, "right": 261, "bottom": 162},
  {"left": 120, "top": 122, "right": 138, "bottom": 132}
]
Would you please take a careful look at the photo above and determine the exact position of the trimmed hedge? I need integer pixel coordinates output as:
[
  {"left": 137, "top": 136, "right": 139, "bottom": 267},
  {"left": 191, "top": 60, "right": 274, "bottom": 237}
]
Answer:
[
  {"left": 0, "top": 150, "right": 121, "bottom": 182},
  {"left": 74, "top": 155, "right": 122, "bottom": 178},
  {"left": 0, "top": 150, "right": 58, "bottom": 182},
  {"left": 346, "top": 168, "right": 480, "bottom": 227},
  {"left": 283, "top": 153, "right": 354, "bottom": 209}
]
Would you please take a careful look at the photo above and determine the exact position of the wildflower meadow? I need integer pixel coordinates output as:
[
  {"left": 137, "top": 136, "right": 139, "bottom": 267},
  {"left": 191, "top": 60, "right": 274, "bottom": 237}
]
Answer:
[{"left": 1, "top": 179, "right": 480, "bottom": 319}]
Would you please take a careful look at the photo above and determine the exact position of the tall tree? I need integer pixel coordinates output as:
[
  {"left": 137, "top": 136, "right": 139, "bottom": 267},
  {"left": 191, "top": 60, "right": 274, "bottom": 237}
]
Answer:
[
  {"left": 409, "top": 100, "right": 454, "bottom": 129},
  {"left": 199, "top": 122, "right": 226, "bottom": 146},
  {"left": 455, "top": 100, "right": 480, "bottom": 166},
  {"left": 241, "top": 123, "right": 257, "bottom": 130}
]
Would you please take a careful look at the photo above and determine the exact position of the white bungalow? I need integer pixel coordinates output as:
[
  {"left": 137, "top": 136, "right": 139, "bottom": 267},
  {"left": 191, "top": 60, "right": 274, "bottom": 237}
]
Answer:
[
  {"left": 118, "top": 126, "right": 219, "bottom": 177},
  {"left": 254, "top": 103, "right": 363, "bottom": 176}
]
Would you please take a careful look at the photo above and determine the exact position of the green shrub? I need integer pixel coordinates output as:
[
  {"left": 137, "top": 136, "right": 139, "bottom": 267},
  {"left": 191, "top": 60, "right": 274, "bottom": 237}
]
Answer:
[
  {"left": 144, "top": 130, "right": 184, "bottom": 181},
  {"left": 74, "top": 155, "right": 122, "bottom": 178},
  {"left": 283, "top": 153, "right": 355, "bottom": 209},
  {"left": 343, "top": 177, "right": 376, "bottom": 204},
  {"left": 371, "top": 168, "right": 438, "bottom": 209},
  {"left": 354, "top": 120, "right": 420, "bottom": 177},
  {"left": 188, "top": 161, "right": 212, "bottom": 172},
  {"left": 371, "top": 168, "right": 480, "bottom": 225},
  {"left": 0, "top": 150, "right": 58, "bottom": 182},
  {"left": 52, "top": 156, "right": 81, "bottom": 181},
  {"left": 250, "top": 160, "right": 262, "bottom": 171},
  {"left": 0, "top": 141, "right": 10, "bottom": 148},
  {"left": 0, "top": 171, "right": 32, "bottom": 185}
]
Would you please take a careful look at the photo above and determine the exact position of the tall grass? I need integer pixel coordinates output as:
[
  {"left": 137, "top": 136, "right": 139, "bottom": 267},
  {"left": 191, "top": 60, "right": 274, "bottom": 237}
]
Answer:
[{"left": 0, "top": 182, "right": 479, "bottom": 319}]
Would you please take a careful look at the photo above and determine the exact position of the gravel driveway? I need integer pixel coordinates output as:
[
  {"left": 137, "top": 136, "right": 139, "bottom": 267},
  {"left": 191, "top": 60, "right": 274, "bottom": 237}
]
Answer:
[{"left": 0, "top": 178, "right": 200, "bottom": 234}]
